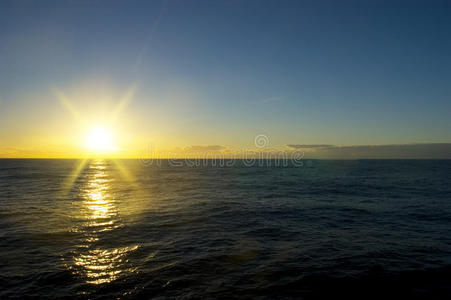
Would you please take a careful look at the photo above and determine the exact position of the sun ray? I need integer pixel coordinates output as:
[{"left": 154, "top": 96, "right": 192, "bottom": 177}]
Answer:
[
  {"left": 53, "top": 87, "right": 85, "bottom": 125},
  {"left": 61, "top": 158, "right": 89, "bottom": 195},
  {"left": 111, "top": 159, "right": 138, "bottom": 185},
  {"left": 110, "top": 84, "right": 138, "bottom": 122}
]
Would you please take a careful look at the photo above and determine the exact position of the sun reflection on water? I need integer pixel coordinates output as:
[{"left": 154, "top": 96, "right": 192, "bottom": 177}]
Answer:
[{"left": 72, "top": 160, "right": 138, "bottom": 285}]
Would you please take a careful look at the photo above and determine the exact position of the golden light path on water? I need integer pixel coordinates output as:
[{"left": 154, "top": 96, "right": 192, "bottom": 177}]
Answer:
[{"left": 72, "top": 160, "right": 138, "bottom": 285}]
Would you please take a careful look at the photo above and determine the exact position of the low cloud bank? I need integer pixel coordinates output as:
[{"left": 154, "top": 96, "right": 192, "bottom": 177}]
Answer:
[
  {"left": 287, "top": 144, "right": 334, "bottom": 149},
  {"left": 287, "top": 143, "right": 451, "bottom": 159},
  {"left": 184, "top": 145, "right": 226, "bottom": 152}
]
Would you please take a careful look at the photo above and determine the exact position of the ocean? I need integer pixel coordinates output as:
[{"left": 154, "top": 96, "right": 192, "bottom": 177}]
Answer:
[{"left": 1, "top": 159, "right": 451, "bottom": 299}]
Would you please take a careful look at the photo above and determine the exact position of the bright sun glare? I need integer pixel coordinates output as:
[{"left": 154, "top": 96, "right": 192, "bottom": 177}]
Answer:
[{"left": 85, "top": 127, "right": 117, "bottom": 152}]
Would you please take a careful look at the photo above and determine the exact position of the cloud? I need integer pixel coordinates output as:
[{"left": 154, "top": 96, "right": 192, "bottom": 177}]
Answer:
[
  {"left": 287, "top": 144, "right": 334, "bottom": 149},
  {"left": 167, "top": 143, "right": 451, "bottom": 159},
  {"left": 184, "top": 145, "right": 227, "bottom": 152},
  {"left": 288, "top": 143, "right": 451, "bottom": 159},
  {"left": 0, "top": 146, "right": 68, "bottom": 158}
]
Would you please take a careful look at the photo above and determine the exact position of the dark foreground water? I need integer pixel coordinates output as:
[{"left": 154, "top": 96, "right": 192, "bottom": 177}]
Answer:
[{"left": 1, "top": 159, "right": 451, "bottom": 299}]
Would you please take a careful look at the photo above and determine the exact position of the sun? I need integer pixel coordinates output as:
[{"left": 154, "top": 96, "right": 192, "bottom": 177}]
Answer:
[{"left": 85, "top": 127, "right": 117, "bottom": 152}]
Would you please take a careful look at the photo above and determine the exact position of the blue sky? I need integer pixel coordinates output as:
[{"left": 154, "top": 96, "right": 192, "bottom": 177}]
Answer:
[{"left": 0, "top": 0, "right": 450, "bottom": 157}]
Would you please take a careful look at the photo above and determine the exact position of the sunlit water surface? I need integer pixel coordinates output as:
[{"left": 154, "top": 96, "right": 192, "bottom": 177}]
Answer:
[{"left": 1, "top": 159, "right": 451, "bottom": 298}]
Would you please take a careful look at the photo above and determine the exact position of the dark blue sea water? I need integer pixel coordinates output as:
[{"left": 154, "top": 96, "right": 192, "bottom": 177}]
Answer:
[{"left": 1, "top": 159, "right": 451, "bottom": 299}]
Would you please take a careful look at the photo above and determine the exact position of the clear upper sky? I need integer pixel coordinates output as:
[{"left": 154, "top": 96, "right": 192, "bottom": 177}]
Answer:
[{"left": 0, "top": 0, "right": 450, "bottom": 157}]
